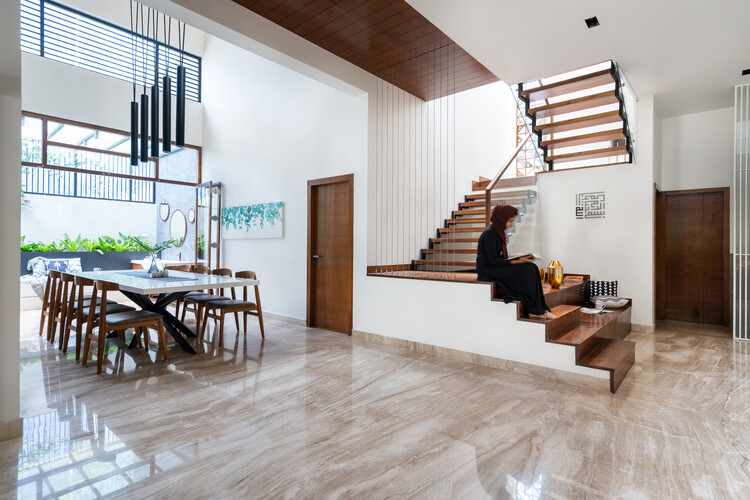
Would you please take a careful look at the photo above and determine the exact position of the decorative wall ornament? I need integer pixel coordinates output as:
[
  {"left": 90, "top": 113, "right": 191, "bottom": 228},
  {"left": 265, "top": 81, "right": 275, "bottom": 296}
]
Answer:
[
  {"left": 187, "top": 208, "right": 195, "bottom": 223},
  {"left": 221, "top": 202, "right": 284, "bottom": 239},
  {"left": 159, "top": 200, "right": 170, "bottom": 220},
  {"left": 575, "top": 191, "right": 606, "bottom": 219}
]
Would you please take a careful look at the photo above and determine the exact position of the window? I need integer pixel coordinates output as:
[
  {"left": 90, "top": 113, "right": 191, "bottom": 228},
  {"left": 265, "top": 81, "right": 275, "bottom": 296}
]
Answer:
[{"left": 20, "top": 0, "right": 201, "bottom": 102}]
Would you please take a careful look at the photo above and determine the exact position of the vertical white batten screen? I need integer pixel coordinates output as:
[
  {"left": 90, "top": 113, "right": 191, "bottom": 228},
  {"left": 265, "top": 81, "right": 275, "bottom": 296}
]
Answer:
[{"left": 735, "top": 83, "right": 750, "bottom": 340}]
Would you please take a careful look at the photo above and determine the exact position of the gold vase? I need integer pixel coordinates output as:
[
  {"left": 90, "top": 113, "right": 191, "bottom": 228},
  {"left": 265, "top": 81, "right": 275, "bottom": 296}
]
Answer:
[{"left": 547, "top": 260, "right": 563, "bottom": 289}]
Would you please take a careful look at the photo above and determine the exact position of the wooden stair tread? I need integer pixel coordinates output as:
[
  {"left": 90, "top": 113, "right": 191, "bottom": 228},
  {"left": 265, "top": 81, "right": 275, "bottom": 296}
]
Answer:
[
  {"left": 520, "top": 68, "right": 615, "bottom": 101},
  {"left": 522, "top": 304, "right": 578, "bottom": 322},
  {"left": 422, "top": 249, "right": 476, "bottom": 254},
  {"left": 541, "top": 130, "right": 626, "bottom": 149},
  {"left": 534, "top": 110, "right": 622, "bottom": 134},
  {"left": 439, "top": 227, "right": 484, "bottom": 233},
  {"left": 549, "top": 311, "right": 619, "bottom": 345},
  {"left": 459, "top": 200, "right": 525, "bottom": 208},
  {"left": 492, "top": 176, "right": 537, "bottom": 189},
  {"left": 579, "top": 338, "right": 635, "bottom": 371},
  {"left": 454, "top": 208, "right": 488, "bottom": 216},
  {"left": 430, "top": 237, "right": 478, "bottom": 243},
  {"left": 413, "top": 259, "right": 475, "bottom": 267},
  {"left": 447, "top": 218, "right": 486, "bottom": 225},
  {"left": 528, "top": 90, "right": 619, "bottom": 119},
  {"left": 466, "top": 190, "right": 532, "bottom": 201},
  {"left": 548, "top": 145, "right": 629, "bottom": 164}
]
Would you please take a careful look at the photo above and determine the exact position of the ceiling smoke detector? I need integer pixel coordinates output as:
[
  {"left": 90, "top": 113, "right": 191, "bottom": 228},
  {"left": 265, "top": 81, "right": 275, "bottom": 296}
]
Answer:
[{"left": 585, "top": 16, "right": 600, "bottom": 29}]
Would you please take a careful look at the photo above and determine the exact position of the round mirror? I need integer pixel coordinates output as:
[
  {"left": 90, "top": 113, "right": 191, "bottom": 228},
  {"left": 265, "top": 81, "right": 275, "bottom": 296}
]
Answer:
[
  {"left": 170, "top": 210, "right": 187, "bottom": 247},
  {"left": 188, "top": 208, "right": 195, "bottom": 223},
  {"left": 159, "top": 200, "right": 170, "bottom": 221}
]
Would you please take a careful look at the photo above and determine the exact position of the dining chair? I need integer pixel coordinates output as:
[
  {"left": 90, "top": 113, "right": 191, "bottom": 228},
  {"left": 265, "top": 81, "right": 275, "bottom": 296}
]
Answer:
[
  {"left": 82, "top": 280, "right": 168, "bottom": 374},
  {"left": 174, "top": 265, "right": 209, "bottom": 318},
  {"left": 61, "top": 276, "right": 135, "bottom": 361},
  {"left": 200, "top": 270, "right": 265, "bottom": 345},
  {"left": 180, "top": 268, "right": 232, "bottom": 334},
  {"left": 47, "top": 271, "right": 73, "bottom": 345},
  {"left": 39, "top": 270, "right": 61, "bottom": 339},
  {"left": 164, "top": 264, "right": 190, "bottom": 271}
]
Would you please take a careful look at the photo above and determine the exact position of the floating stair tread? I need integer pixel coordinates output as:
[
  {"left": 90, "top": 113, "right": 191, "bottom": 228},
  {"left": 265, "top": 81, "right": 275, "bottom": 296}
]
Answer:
[
  {"left": 535, "top": 110, "right": 622, "bottom": 135},
  {"left": 422, "top": 249, "right": 477, "bottom": 254},
  {"left": 520, "top": 68, "right": 615, "bottom": 101},
  {"left": 541, "top": 130, "right": 626, "bottom": 150},
  {"left": 579, "top": 338, "right": 635, "bottom": 371},
  {"left": 455, "top": 208, "right": 489, "bottom": 216},
  {"left": 459, "top": 200, "right": 525, "bottom": 209},
  {"left": 447, "top": 218, "right": 487, "bottom": 225},
  {"left": 439, "top": 227, "right": 485, "bottom": 233},
  {"left": 490, "top": 176, "right": 537, "bottom": 189},
  {"left": 528, "top": 90, "right": 620, "bottom": 119},
  {"left": 548, "top": 145, "right": 629, "bottom": 164},
  {"left": 522, "top": 304, "right": 578, "bottom": 322},
  {"left": 413, "top": 259, "right": 476, "bottom": 267},
  {"left": 472, "top": 177, "right": 492, "bottom": 190},
  {"left": 466, "top": 190, "right": 532, "bottom": 201},
  {"left": 430, "top": 237, "right": 478, "bottom": 243},
  {"left": 549, "top": 311, "right": 620, "bottom": 345}
]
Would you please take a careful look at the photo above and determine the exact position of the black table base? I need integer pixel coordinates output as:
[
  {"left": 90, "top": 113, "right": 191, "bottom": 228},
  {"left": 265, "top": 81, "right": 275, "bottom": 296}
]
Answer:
[{"left": 122, "top": 290, "right": 197, "bottom": 354}]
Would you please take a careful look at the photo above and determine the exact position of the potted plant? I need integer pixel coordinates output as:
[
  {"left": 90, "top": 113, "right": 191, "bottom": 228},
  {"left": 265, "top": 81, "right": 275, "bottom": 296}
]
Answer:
[{"left": 124, "top": 235, "right": 177, "bottom": 277}]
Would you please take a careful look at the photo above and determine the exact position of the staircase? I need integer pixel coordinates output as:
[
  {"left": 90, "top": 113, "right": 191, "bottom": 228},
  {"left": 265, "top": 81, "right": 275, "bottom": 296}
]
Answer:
[
  {"left": 518, "top": 60, "right": 633, "bottom": 170},
  {"left": 412, "top": 176, "right": 537, "bottom": 273}
]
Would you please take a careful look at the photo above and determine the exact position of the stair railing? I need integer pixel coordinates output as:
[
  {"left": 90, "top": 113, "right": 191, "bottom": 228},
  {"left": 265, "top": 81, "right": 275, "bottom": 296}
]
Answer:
[{"left": 484, "top": 134, "right": 530, "bottom": 224}]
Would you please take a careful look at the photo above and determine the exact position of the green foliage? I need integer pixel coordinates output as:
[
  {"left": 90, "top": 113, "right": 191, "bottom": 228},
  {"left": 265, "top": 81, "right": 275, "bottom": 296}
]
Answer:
[
  {"left": 20, "top": 233, "right": 154, "bottom": 253},
  {"left": 121, "top": 234, "right": 176, "bottom": 255},
  {"left": 59, "top": 233, "right": 84, "bottom": 252}
]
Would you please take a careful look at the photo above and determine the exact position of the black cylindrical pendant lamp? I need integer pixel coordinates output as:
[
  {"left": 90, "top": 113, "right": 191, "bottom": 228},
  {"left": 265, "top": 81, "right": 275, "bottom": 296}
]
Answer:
[
  {"left": 162, "top": 75, "right": 172, "bottom": 152},
  {"left": 130, "top": 101, "right": 138, "bottom": 166},
  {"left": 176, "top": 65, "right": 185, "bottom": 147},
  {"left": 150, "top": 84, "right": 159, "bottom": 158},
  {"left": 140, "top": 93, "right": 149, "bottom": 162}
]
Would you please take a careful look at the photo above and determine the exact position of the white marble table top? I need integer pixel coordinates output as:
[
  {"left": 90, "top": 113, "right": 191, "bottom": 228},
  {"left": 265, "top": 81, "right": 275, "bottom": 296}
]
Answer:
[{"left": 70, "top": 270, "right": 259, "bottom": 295}]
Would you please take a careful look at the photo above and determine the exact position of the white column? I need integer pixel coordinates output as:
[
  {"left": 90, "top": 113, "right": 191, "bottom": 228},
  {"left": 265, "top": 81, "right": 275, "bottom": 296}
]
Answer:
[
  {"left": 0, "top": 0, "right": 22, "bottom": 439},
  {"left": 735, "top": 84, "right": 750, "bottom": 340}
]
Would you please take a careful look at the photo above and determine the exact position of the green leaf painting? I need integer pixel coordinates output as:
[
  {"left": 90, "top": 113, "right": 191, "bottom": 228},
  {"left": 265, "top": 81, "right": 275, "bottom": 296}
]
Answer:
[{"left": 221, "top": 202, "right": 284, "bottom": 239}]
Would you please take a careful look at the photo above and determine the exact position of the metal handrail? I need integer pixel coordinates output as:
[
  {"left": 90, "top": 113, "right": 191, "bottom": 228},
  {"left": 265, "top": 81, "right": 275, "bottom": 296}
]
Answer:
[{"left": 484, "top": 135, "right": 530, "bottom": 224}]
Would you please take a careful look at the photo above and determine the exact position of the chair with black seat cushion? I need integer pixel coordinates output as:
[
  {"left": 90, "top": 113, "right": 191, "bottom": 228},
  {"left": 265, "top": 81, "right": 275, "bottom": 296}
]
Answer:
[
  {"left": 82, "top": 280, "right": 168, "bottom": 374},
  {"left": 180, "top": 268, "right": 232, "bottom": 334},
  {"left": 61, "top": 276, "right": 135, "bottom": 361},
  {"left": 200, "top": 270, "right": 265, "bottom": 345}
]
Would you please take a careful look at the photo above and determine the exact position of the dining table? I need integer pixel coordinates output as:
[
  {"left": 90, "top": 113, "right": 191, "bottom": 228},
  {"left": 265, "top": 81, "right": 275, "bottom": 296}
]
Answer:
[{"left": 71, "top": 269, "right": 259, "bottom": 354}]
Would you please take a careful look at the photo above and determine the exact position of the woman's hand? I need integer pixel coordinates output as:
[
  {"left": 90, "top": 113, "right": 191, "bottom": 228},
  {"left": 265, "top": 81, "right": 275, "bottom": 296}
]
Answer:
[{"left": 513, "top": 257, "right": 534, "bottom": 264}]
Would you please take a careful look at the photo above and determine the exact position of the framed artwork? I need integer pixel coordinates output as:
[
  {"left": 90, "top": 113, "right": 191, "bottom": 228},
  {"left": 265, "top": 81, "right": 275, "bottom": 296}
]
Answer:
[{"left": 221, "top": 202, "right": 284, "bottom": 239}]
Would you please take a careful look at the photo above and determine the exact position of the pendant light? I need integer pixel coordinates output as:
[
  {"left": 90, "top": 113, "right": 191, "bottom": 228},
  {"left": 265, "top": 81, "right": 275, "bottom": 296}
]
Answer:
[
  {"left": 129, "top": 1, "right": 138, "bottom": 166},
  {"left": 162, "top": 13, "right": 171, "bottom": 153},
  {"left": 175, "top": 20, "right": 186, "bottom": 147},
  {"left": 150, "top": 9, "right": 159, "bottom": 158},
  {"left": 139, "top": 6, "right": 148, "bottom": 162}
]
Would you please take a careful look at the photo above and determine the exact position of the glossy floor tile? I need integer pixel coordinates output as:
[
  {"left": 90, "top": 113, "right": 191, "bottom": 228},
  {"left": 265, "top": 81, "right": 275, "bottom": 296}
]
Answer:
[{"left": 2, "top": 312, "right": 750, "bottom": 499}]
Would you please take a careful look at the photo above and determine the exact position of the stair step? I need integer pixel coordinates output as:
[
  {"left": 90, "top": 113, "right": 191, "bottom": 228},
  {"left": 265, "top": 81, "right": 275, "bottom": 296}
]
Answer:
[
  {"left": 579, "top": 338, "right": 636, "bottom": 393},
  {"left": 466, "top": 189, "right": 532, "bottom": 201},
  {"left": 472, "top": 177, "right": 492, "bottom": 191},
  {"left": 422, "top": 248, "right": 477, "bottom": 255},
  {"left": 430, "top": 237, "right": 479, "bottom": 244},
  {"left": 548, "top": 145, "right": 629, "bottom": 164},
  {"left": 535, "top": 110, "right": 622, "bottom": 135},
  {"left": 459, "top": 199, "right": 525, "bottom": 209},
  {"left": 520, "top": 68, "right": 615, "bottom": 102},
  {"left": 439, "top": 227, "right": 484, "bottom": 234},
  {"left": 413, "top": 259, "right": 476, "bottom": 267},
  {"left": 528, "top": 90, "right": 620, "bottom": 119},
  {"left": 447, "top": 217, "right": 486, "bottom": 225},
  {"left": 541, "top": 129, "right": 626, "bottom": 150},
  {"left": 527, "top": 304, "right": 581, "bottom": 337}
]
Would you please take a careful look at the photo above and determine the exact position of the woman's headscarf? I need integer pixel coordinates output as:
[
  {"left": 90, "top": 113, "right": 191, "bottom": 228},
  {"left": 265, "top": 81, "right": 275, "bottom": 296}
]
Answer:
[{"left": 490, "top": 204, "right": 518, "bottom": 258}]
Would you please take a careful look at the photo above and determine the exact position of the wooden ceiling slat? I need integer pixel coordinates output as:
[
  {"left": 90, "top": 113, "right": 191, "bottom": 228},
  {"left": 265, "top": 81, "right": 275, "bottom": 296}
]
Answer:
[{"left": 233, "top": 0, "right": 498, "bottom": 101}]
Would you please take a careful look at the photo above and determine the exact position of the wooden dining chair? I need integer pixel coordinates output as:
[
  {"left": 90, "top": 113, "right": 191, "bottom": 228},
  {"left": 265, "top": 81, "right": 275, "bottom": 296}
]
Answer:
[
  {"left": 82, "top": 280, "right": 168, "bottom": 374},
  {"left": 200, "top": 270, "right": 265, "bottom": 345},
  {"left": 164, "top": 264, "right": 190, "bottom": 271},
  {"left": 180, "top": 268, "right": 232, "bottom": 333},
  {"left": 39, "top": 270, "right": 62, "bottom": 339},
  {"left": 47, "top": 272, "right": 73, "bottom": 345},
  {"left": 174, "top": 265, "right": 209, "bottom": 318},
  {"left": 61, "top": 276, "right": 135, "bottom": 361}
]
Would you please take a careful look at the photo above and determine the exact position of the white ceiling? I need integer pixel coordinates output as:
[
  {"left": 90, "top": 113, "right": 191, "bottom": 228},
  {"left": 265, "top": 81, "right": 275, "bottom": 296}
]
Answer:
[{"left": 405, "top": 0, "right": 750, "bottom": 118}]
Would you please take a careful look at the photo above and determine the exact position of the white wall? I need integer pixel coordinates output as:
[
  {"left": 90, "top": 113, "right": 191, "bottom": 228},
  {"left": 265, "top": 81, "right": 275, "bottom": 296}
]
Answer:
[
  {"left": 201, "top": 35, "right": 368, "bottom": 320},
  {"left": 661, "top": 107, "right": 734, "bottom": 191},
  {"left": 21, "top": 194, "right": 157, "bottom": 243},
  {"left": 0, "top": 0, "right": 22, "bottom": 434},
  {"left": 536, "top": 96, "right": 657, "bottom": 328}
]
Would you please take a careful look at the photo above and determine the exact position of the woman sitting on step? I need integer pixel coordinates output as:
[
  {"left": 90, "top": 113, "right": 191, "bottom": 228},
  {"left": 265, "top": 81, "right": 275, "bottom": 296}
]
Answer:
[{"left": 477, "top": 204, "right": 555, "bottom": 320}]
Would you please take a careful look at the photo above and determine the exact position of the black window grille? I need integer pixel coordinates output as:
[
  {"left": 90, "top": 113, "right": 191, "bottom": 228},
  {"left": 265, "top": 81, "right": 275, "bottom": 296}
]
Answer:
[{"left": 20, "top": 0, "right": 201, "bottom": 102}]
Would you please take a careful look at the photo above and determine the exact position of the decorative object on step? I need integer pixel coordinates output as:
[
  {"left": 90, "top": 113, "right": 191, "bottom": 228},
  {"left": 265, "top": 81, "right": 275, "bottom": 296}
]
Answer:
[
  {"left": 159, "top": 199, "right": 170, "bottom": 220},
  {"left": 593, "top": 296, "right": 628, "bottom": 309},
  {"left": 221, "top": 202, "right": 284, "bottom": 239},
  {"left": 547, "top": 260, "right": 563, "bottom": 289},
  {"left": 581, "top": 307, "right": 615, "bottom": 315},
  {"left": 539, "top": 266, "right": 545, "bottom": 283},
  {"left": 575, "top": 191, "right": 606, "bottom": 219},
  {"left": 589, "top": 280, "right": 618, "bottom": 297}
]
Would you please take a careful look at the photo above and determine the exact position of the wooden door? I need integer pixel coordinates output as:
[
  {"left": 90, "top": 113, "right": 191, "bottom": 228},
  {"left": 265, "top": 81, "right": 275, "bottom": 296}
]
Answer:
[
  {"left": 663, "top": 188, "right": 729, "bottom": 325},
  {"left": 307, "top": 175, "right": 354, "bottom": 334}
]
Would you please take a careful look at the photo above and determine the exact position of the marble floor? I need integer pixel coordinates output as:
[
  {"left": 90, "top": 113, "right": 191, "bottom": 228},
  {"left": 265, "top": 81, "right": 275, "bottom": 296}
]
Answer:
[{"left": 2, "top": 310, "right": 749, "bottom": 499}]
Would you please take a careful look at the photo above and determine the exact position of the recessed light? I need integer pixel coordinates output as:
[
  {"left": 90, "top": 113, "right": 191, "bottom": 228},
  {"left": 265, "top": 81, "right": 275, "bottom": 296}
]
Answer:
[
  {"left": 743, "top": 68, "right": 750, "bottom": 76},
  {"left": 585, "top": 16, "right": 600, "bottom": 29}
]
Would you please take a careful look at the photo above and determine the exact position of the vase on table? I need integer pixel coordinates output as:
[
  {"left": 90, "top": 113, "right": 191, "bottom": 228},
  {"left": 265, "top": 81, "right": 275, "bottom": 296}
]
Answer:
[{"left": 146, "top": 253, "right": 159, "bottom": 278}]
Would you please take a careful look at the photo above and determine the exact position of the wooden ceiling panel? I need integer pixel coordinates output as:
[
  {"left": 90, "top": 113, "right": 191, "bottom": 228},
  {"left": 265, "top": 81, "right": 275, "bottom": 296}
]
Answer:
[{"left": 232, "top": 0, "right": 498, "bottom": 101}]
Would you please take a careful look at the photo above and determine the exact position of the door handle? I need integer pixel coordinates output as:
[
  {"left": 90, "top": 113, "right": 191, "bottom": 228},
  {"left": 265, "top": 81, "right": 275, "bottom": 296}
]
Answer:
[
  {"left": 312, "top": 254, "right": 320, "bottom": 265},
  {"left": 312, "top": 255, "right": 320, "bottom": 259}
]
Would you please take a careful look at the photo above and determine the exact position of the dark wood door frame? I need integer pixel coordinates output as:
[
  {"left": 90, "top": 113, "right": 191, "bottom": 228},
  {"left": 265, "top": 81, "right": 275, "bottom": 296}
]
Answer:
[
  {"left": 655, "top": 186, "right": 730, "bottom": 325},
  {"left": 306, "top": 174, "right": 354, "bottom": 334}
]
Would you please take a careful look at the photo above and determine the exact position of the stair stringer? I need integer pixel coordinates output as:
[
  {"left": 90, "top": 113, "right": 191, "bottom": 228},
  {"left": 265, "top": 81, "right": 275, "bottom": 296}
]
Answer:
[{"left": 356, "top": 276, "right": 610, "bottom": 384}]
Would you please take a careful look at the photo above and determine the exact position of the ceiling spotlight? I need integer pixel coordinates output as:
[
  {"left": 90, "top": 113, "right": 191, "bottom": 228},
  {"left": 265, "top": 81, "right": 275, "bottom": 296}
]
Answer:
[
  {"left": 585, "top": 16, "right": 600, "bottom": 29},
  {"left": 743, "top": 68, "right": 750, "bottom": 76}
]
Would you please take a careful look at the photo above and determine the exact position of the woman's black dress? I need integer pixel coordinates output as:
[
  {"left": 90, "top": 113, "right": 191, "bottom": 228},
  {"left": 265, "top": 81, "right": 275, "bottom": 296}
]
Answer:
[{"left": 475, "top": 226, "right": 550, "bottom": 315}]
